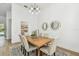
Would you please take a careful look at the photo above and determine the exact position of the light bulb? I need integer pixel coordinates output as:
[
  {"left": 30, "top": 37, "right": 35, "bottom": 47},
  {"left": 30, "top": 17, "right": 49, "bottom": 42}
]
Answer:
[
  {"left": 30, "top": 7, "right": 33, "bottom": 10},
  {"left": 29, "top": 4, "right": 40, "bottom": 14}
]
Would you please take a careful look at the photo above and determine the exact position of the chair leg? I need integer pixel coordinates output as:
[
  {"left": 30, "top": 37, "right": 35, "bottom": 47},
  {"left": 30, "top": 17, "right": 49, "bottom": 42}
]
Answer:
[
  {"left": 54, "top": 52, "right": 55, "bottom": 56},
  {"left": 21, "top": 45, "right": 24, "bottom": 54},
  {"left": 24, "top": 49, "right": 26, "bottom": 56},
  {"left": 36, "top": 49, "right": 38, "bottom": 56},
  {"left": 21, "top": 45, "right": 22, "bottom": 51},
  {"left": 27, "top": 52, "right": 29, "bottom": 56},
  {"left": 23, "top": 47, "right": 25, "bottom": 55}
]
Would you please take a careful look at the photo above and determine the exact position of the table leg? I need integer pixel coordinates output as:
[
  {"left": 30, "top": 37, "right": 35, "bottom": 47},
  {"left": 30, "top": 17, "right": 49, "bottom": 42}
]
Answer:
[
  {"left": 36, "top": 49, "right": 38, "bottom": 56},
  {"left": 36, "top": 48, "right": 41, "bottom": 56},
  {"left": 38, "top": 48, "right": 40, "bottom": 56},
  {"left": 40, "top": 51, "right": 43, "bottom": 56}
]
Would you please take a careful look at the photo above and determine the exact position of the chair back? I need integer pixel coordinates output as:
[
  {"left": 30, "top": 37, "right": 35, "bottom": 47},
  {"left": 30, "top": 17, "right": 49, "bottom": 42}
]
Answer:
[
  {"left": 48, "top": 39, "right": 56, "bottom": 55},
  {"left": 22, "top": 35, "right": 29, "bottom": 50},
  {"left": 19, "top": 34, "right": 24, "bottom": 45}
]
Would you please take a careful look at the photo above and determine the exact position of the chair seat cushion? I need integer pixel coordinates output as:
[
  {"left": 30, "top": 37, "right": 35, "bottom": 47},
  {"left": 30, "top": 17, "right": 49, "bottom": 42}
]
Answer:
[
  {"left": 27, "top": 44, "right": 37, "bottom": 52},
  {"left": 40, "top": 46, "right": 55, "bottom": 56},
  {"left": 40, "top": 46, "right": 50, "bottom": 55}
]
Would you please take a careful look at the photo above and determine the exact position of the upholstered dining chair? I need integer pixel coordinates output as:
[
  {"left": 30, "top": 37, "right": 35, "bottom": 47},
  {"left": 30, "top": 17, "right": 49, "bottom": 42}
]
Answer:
[
  {"left": 40, "top": 39, "right": 56, "bottom": 56},
  {"left": 21, "top": 35, "right": 37, "bottom": 56},
  {"left": 19, "top": 35, "right": 25, "bottom": 55}
]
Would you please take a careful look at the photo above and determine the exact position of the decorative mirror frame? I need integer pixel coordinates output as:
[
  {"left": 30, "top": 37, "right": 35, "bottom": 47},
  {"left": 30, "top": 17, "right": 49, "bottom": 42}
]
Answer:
[
  {"left": 51, "top": 21, "right": 61, "bottom": 30},
  {"left": 42, "top": 22, "right": 48, "bottom": 31}
]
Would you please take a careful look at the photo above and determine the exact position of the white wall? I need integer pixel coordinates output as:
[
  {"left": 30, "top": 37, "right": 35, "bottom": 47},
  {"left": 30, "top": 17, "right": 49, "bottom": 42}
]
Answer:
[
  {"left": 38, "top": 3, "right": 79, "bottom": 52},
  {"left": 11, "top": 4, "right": 38, "bottom": 43},
  {"left": 11, "top": 3, "right": 79, "bottom": 52},
  {"left": 6, "top": 11, "right": 11, "bottom": 40}
]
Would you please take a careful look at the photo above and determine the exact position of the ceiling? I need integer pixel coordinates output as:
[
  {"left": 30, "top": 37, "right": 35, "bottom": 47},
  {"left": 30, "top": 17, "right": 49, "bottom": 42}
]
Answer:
[
  {"left": 0, "top": 3, "right": 11, "bottom": 16},
  {"left": 0, "top": 3, "right": 52, "bottom": 16}
]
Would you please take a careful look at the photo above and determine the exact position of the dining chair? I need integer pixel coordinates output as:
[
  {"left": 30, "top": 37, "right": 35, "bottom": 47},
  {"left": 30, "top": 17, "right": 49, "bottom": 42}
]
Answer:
[
  {"left": 40, "top": 39, "right": 56, "bottom": 56},
  {"left": 21, "top": 35, "right": 37, "bottom": 56},
  {"left": 19, "top": 35, "right": 25, "bottom": 55}
]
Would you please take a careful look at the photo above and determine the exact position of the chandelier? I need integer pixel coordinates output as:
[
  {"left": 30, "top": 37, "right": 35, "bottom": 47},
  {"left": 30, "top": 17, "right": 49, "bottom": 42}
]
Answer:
[{"left": 24, "top": 3, "right": 40, "bottom": 14}]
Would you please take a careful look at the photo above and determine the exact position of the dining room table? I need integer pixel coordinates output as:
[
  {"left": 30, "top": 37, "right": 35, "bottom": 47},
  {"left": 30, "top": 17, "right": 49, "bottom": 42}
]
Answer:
[{"left": 26, "top": 36, "right": 52, "bottom": 56}]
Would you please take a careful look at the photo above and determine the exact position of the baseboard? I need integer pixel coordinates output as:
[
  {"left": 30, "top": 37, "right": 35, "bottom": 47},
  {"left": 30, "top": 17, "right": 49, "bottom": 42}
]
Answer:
[{"left": 57, "top": 46, "right": 79, "bottom": 56}]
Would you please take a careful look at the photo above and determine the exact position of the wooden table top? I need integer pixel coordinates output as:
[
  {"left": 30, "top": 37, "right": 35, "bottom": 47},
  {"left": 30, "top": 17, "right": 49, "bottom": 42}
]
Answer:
[{"left": 27, "top": 37, "right": 52, "bottom": 48}]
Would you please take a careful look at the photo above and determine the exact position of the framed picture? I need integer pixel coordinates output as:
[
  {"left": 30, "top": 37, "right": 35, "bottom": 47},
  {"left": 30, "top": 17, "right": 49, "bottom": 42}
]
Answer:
[{"left": 51, "top": 21, "right": 61, "bottom": 30}]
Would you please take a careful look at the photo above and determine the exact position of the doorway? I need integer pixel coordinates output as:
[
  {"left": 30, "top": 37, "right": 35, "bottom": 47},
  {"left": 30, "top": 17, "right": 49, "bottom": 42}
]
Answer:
[{"left": 0, "top": 24, "right": 5, "bottom": 47}]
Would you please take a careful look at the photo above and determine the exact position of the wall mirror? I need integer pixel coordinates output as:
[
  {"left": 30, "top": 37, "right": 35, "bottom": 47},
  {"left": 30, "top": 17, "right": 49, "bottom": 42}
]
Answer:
[
  {"left": 51, "top": 21, "right": 61, "bottom": 30},
  {"left": 42, "top": 23, "right": 48, "bottom": 31}
]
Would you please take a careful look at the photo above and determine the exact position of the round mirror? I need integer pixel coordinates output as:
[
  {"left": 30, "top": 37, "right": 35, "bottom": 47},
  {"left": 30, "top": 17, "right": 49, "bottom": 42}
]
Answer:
[
  {"left": 42, "top": 23, "right": 48, "bottom": 31},
  {"left": 51, "top": 21, "right": 60, "bottom": 30}
]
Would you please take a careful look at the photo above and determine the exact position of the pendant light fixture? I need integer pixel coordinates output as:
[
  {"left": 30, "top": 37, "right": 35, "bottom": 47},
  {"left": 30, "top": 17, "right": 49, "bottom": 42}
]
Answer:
[{"left": 24, "top": 3, "right": 40, "bottom": 14}]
